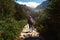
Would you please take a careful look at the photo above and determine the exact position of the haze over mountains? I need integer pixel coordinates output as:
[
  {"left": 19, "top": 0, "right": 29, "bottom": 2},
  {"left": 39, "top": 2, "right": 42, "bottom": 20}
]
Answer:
[
  {"left": 28, "top": 0, "right": 50, "bottom": 12},
  {"left": 15, "top": 0, "right": 50, "bottom": 18},
  {"left": 16, "top": 0, "right": 50, "bottom": 10},
  {"left": 29, "top": 0, "right": 50, "bottom": 13}
]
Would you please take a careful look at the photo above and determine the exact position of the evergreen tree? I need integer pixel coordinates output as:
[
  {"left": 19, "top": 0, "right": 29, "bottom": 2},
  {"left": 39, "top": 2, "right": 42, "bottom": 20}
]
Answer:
[
  {"left": 41, "top": 0, "right": 60, "bottom": 40},
  {"left": 35, "top": 0, "right": 60, "bottom": 40}
]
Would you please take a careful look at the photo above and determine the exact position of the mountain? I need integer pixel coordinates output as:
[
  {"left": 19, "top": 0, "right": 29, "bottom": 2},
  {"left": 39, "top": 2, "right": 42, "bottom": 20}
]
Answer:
[
  {"left": 14, "top": 2, "right": 40, "bottom": 19},
  {"left": 36, "top": 1, "right": 50, "bottom": 10},
  {"left": 14, "top": 2, "right": 31, "bottom": 20}
]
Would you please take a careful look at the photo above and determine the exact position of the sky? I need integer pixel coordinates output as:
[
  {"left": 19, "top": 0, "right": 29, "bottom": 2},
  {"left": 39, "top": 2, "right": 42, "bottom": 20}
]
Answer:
[{"left": 16, "top": 0, "right": 46, "bottom": 8}]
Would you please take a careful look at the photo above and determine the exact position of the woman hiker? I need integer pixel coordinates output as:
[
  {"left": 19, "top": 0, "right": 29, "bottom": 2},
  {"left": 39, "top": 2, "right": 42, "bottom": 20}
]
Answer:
[{"left": 27, "top": 16, "right": 35, "bottom": 31}]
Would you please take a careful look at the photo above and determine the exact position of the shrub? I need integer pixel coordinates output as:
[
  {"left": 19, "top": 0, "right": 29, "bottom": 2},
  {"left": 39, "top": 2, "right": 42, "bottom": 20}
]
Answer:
[{"left": 0, "top": 17, "right": 27, "bottom": 40}]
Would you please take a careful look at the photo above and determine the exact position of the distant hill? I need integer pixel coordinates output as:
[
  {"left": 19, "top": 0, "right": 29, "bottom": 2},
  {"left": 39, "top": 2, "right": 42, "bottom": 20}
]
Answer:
[{"left": 36, "top": 1, "right": 50, "bottom": 10}]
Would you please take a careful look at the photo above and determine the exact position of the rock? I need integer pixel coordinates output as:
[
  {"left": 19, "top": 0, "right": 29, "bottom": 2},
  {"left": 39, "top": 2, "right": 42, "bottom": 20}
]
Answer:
[{"left": 20, "top": 24, "right": 39, "bottom": 39}]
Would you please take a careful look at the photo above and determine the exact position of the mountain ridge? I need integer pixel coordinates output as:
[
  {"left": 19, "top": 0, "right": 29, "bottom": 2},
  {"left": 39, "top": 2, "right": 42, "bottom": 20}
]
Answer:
[{"left": 36, "top": 1, "right": 50, "bottom": 10}]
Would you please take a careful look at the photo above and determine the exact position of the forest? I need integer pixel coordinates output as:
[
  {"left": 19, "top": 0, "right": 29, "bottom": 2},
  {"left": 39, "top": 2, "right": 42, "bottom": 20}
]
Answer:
[{"left": 0, "top": 0, "right": 60, "bottom": 40}]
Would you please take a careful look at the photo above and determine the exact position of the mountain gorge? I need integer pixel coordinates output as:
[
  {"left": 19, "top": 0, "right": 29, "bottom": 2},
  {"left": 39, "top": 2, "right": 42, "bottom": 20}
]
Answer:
[{"left": 14, "top": 0, "right": 50, "bottom": 19}]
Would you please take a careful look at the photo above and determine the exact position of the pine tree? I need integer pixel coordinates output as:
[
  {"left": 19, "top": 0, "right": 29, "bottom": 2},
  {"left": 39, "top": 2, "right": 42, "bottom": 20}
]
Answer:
[
  {"left": 42, "top": 0, "right": 60, "bottom": 40},
  {"left": 36, "top": 0, "right": 60, "bottom": 40}
]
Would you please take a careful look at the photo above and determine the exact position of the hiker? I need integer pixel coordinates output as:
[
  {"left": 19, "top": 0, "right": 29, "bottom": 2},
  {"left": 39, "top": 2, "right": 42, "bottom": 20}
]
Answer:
[{"left": 27, "top": 16, "right": 35, "bottom": 30}]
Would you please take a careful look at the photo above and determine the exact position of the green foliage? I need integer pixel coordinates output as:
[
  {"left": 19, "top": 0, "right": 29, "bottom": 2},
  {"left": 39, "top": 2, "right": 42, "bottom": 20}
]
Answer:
[
  {"left": 35, "top": 0, "right": 60, "bottom": 40},
  {"left": 35, "top": 10, "right": 49, "bottom": 32},
  {"left": 0, "top": 17, "right": 27, "bottom": 40},
  {"left": 45, "top": 0, "right": 60, "bottom": 40},
  {"left": 0, "top": 0, "right": 27, "bottom": 40},
  {"left": 0, "top": 0, "right": 15, "bottom": 16},
  {"left": 14, "top": 3, "right": 28, "bottom": 20}
]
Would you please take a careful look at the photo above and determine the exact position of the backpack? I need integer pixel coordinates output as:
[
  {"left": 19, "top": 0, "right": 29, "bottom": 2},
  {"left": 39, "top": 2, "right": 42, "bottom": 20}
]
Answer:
[{"left": 30, "top": 17, "right": 35, "bottom": 23}]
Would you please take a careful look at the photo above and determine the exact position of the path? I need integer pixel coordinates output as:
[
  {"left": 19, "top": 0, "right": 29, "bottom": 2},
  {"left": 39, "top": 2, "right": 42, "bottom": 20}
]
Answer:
[{"left": 19, "top": 24, "right": 39, "bottom": 40}]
